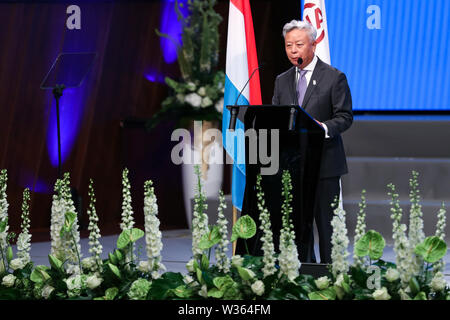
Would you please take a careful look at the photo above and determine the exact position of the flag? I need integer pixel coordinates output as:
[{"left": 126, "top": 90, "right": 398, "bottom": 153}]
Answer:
[
  {"left": 222, "top": 0, "right": 262, "bottom": 211},
  {"left": 302, "top": 0, "right": 331, "bottom": 64}
]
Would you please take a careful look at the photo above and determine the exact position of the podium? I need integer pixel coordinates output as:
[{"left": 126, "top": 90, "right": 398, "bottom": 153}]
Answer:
[{"left": 226, "top": 105, "right": 324, "bottom": 262}]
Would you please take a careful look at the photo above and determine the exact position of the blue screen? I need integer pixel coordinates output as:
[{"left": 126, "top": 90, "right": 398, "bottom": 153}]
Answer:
[{"left": 321, "top": 0, "right": 450, "bottom": 111}]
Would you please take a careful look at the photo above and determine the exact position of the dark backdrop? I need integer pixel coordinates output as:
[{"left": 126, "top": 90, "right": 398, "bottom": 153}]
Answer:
[{"left": 0, "top": 0, "right": 301, "bottom": 241}]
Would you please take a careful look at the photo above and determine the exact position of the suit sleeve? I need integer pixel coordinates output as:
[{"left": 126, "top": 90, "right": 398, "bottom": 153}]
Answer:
[
  {"left": 272, "top": 77, "right": 280, "bottom": 105},
  {"left": 323, "top": 72, "right": 353, "bottom": 138}
]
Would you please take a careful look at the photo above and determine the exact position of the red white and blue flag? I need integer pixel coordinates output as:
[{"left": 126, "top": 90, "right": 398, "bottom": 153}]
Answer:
[{"left": 222, "top": 0, "right": 261, "bottom": 211}]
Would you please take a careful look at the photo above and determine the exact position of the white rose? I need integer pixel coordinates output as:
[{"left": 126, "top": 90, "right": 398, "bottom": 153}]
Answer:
[
  {"left": 197, "top": 87, "right": 206, "bottom": 96},
  {"left": 431, "top": 272, "right": 447, "bottom": 292},
  {"left": 186, "top": 259, "right": 195, "bottom": 273},
  {"left": 2, "top": 274, "right": 16, "bottom": 287},
  {"left": 9, "top": 258, "right": 25, "bottom": 271},
  {"left": 314, "top": 276, "right": 331, "bottom": 290},
  {"left": 41, "top": 285, "right": 55, "bottom": 299},
  {"left": 385, "top": 268, "right": 400, "bottom": 282},
  {"left": 231, "top": 255, "right": 244, "bottom": 268},
  {"left": 138, "top": 260, "right": 149, "bottom": 273},
  {"left": 372, "top": 287, "right": 391, "bottom": 300},
  {"left": 201, "top": 97, "right": 213, "bottom": 108},
  {"left": 86, "top": 274, "right": 103, "bottom": 290},
  {"left": 183, "top": 275, "right": 194, "bottom": 284},
  {"left": 334, "top": 273, "right": 344, "bottom": 287},
  {"left": 185, "top": 93, "right": 202, "bottom": 108},
  {"left": 251, "top": 280, "right": 265, "bottom": 296}
]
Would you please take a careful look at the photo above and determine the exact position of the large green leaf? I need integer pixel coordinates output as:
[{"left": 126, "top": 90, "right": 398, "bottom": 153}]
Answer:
[
  {"left": 355, "top": 230, "right": 386, "bottom": 260},
  {"left": 63, "top": 211, "right": 77, "bottom": 232},
  {"left": 231, "top": 215, "right": 256, "bottom": 242},
  {"left": 108, "top": 263, "right": 121, "bottom": 279},
  {"left": 308, "top": 287, "right": 337, "bottom": 300},
  {"left": 30, "top": 266, "right": 51, "bottom": 283},
  {"left": 6, "top": 246, "right": 13, "bottom": 263},
  {"left": 198, "top": 226, "right": 221, "bottom": 250},
  {"left": 117, "top": 228, "right": 145, "bottom": 249},
  {"left": 414, "top": 236, "right": 447, "bottom": 263},
  {"left": 48, "top": 254, "right": 63, "bottom": 270}
]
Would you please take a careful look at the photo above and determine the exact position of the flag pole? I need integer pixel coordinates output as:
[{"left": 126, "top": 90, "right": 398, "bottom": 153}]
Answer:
[{"left": 232, "top": 205, "right": 237, "bottom": 256}]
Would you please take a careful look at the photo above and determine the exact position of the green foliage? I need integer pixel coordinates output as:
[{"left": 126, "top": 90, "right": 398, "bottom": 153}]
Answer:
[
  {"left": 230, "top": 215, "right": 257, "bottom": 242},
  {"left": 415, "top": 236, "right": 447, "bottom": 263},
  {"left": 355, "top": 230, "right": 386, "bottom": 261},
  {"left": 198, "top": 225, "right": 221, "bottom": 250},
  {"left": 117, "top": 228, "right": 145, "bottom": 250}
]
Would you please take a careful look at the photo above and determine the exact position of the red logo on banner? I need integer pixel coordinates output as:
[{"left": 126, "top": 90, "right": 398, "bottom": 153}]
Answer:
[{"left": 304, "top": 2, "right": 325, "bottom": 44}]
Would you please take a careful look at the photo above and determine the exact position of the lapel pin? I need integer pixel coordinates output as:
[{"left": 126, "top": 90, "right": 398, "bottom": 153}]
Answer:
[{"left": 313, "top": 80, "right": 317, "bottom": 86}]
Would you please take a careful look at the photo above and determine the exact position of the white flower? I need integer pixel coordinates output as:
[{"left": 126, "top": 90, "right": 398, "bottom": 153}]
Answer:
[
  {"left": 41, "top": 285, "right": 55, "bottom": 299},
  {"left": 81, "top": 257, "right": 96, "bottom": 271},
  {"left": 9, "top": 258, "right": 25, "bottom": 271},
  {"left": 251, "top": 280, "right": 265, "bottom": 296},
  {"left": 185, "top": 93, "right": 202, "bottom": 108},
  {"left": 372, "top": 287, "right": 391, "bottom": 300},
  {"left": 385, "top": 268, "right": 400, "bottom": 282},
  {"left": 330, "top": 203, "right": 349, "bottom": 278},
  {"left": 201, "top": 97, "right": 213, "bottom": 108},
  {"left": 231, "top": 255, "right": 244, "bottom": 268},
  {"left": 183, "top": 275, "right": 194, "bottom": 284},
  {"left": 86, "top": 274, "right": 103, "bottom": 290},
  {"left": 215, "top": 191, "right": 230, "bottom": 273},
  {"left": 198, "top": 284, "right": 208, "bottom": 298},
  {"left": 191, "top": 165, "right": 209, "bottom": 259},
  {"left": 2, "top": 274, "right": 16, "bottom": 287},
  {"left": 186, "top": 259, "right": 196, "bottom": 273},
  {"left": 431, "top": 272, "right": 447, "bottom": 292},
  {"left": 138, "top": 260, "right": 149, "bottom": 273},
  {"left": 214, "top": 98, "right": 224, "bottom": 114},
  {"left": 197, "top": 87, "right": 206, "bottom": 96},
  {"left": 315, "top": 276, "right": 331, "bottom": 290}
]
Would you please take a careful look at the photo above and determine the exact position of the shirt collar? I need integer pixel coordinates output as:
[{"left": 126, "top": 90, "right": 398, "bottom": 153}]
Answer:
[{"left": 297, "top": 55, "right": 318, "bottom": 73}]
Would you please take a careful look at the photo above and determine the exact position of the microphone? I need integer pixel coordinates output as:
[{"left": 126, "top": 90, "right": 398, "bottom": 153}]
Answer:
[
  {"left": 229, "top": 64, "right": 265, "bottom": 130},
  {"left": 297, "top": 57, "right": 303, "bottom": 66},
  {"left": 233, "top": 64, "right": 265, "bottom": 106}
]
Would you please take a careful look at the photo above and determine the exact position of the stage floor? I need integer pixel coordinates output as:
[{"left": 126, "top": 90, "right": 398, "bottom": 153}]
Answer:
[{"left": 13, "top": 229, "right": 450, "bottom": 285}]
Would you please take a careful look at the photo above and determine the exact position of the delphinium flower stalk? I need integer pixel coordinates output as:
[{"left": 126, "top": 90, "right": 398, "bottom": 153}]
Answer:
[
  {"left": 330, "top": 196, "right": 350, "bottom": 279},
  {"left": 191, "top": 165, "right": 209, "bottom": 260},
  {"left": 408, "top": 171, "right": 425, "bottom": 274},
  {"left": 256, "top": 174, "right": 276, "bottom": 278},
  {"left": 142, "top": 180, "right": 166, "bottom": 279},
  {"left": 388, "top": 183, "right": 413, "bottom": 288},
  {"left": 278, "top": 170, "right": 300, "bottom": 281},
  {"left": 16, "top": 188, "right": 32, "bottom": 264},
  {"left": 0, "top": 169, "right": 9, "bottom": 272},
  {"left": 86, "top": 179, "right": 103, "bottom": 273},
  {"left": 434, "top": 202, "right": 446, "bottom": 274},
  {"left": 353, "top": 189, "right": 367, "bottom": 268},
  {"left": 214, "top": 190, "right": 230, "bottom": 273},
  {"left": 120, "top": 168, "right": 135, "bottom": 264}
]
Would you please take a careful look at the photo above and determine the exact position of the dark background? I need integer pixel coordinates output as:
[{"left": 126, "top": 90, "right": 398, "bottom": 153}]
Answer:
[{"left": 0, "top": 0, "right": 304, "bottom": 240}]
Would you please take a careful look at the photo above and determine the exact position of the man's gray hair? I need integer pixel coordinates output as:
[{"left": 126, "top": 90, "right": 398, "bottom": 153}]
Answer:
[{"left": 282, "top": 20, "right": 317, "bottom": 43}]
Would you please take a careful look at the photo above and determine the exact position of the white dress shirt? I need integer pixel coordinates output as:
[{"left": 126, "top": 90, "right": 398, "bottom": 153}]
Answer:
[{"left": 296, "top": 55, "right": 330, "bottom": 138}]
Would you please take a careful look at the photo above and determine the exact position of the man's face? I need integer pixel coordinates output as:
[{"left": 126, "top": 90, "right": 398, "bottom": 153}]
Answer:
[{"left": 284, "top": 28, "right": 316, "bottom": 69}]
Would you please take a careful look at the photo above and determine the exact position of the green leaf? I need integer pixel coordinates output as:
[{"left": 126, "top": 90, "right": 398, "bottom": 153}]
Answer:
[
  {"left": 105, "top": 287, "right": 119, "bottom": 300},
  {"left": 207, "top": 287, "right": 223, "bottom": 298},
  {"left": 413, "top": 292, "right": 427, "bottom": 300},
  {"left": 108, "top": 263, "right": 121, "bottom": 279},
  {"left": 48, "top": 254, "right": 63, "bottom": 270},
  {"left": 198, "top": 226, "right": 221, "bottom": 250},
  {"left": 237, "top": 266, "right": 255, "bottom": 282},
  {"left": 108, "top": 252, "right": 118, "bottom": 265},
  {"left": 231, "top": 215, "right": 256, "bottom": 241},
  {"left": 414, "top": 236, "right": 447, "bottom": 263},
  {"left": 114, "top": 249, "right": 123, "bottom": 262},
  {"left": 196, "top": 268, "right": 204, "bottom": 285},
  {"left": 63, "top": 211, "right": 77, "bottom": 232},
  {"left": 117, "top": 228, "right": 145, "bottom": 249},
  {"left": 171, "top": 285, "right": 193, "bottom": 299},
  {"left": 6, "top": 246, "right": 13, "bottom": 263},
  {"left": 200, "top": 254, "right": 209, "bottom": 270},
  {"left": 355, "top": 230, "right": 386, "bottom": 260},
  {"left": 0, "top": 219, "right": 7, "bottom": 233},
  {"left": 30, "top": 266, "right": 50, "bottom": 283},
  {"left": 308, "top": 287, "right": 337, "bottom": 300},
  {"left": 409, "top": 277, "right": 421, "bottom": 295}
]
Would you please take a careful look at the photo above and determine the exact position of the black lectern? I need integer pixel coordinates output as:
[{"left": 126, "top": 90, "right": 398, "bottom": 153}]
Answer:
[{"left": 226, "top": 105, "right": 324, "bottom": 263}]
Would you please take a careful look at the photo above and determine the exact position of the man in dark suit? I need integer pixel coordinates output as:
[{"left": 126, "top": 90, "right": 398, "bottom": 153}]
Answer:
[{"left": 272, "top": 20, "right": 353, "bottom": 263}]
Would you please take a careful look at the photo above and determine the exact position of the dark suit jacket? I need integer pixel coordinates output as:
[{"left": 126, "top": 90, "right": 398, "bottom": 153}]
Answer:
[{"left": 272, "top": 58, "right": 353, "bottom": 178}]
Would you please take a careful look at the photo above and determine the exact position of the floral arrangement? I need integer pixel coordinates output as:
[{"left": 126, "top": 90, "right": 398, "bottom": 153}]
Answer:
[
  {"left": 0, "top": 168, "right": 449, "bottom": 300},
  {"left": 147, "top": 0, "right": 225, "bottom": 131}
]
